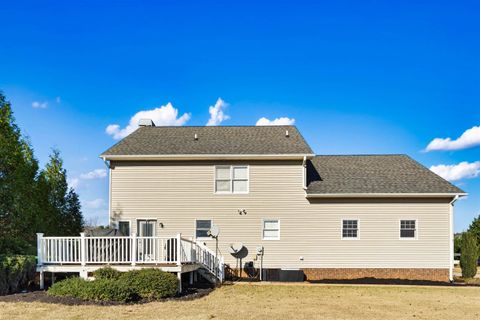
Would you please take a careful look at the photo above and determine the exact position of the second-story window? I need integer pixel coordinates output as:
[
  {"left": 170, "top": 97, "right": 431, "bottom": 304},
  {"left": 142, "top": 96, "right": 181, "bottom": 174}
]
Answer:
[{"left": 215, "top": 165, "right": 249, "bottom": 194}]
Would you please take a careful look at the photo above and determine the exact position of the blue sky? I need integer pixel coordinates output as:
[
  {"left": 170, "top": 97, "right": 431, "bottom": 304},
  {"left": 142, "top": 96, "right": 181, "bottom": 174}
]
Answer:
[{"left": 1, "top": 0, "right": 479, "bottom": 231}]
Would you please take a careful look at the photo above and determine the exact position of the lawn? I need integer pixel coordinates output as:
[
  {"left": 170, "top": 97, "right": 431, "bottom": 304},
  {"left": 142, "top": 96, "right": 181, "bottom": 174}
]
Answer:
[{"left": 1, "top": 283, "right": 479, "bottom": 320}]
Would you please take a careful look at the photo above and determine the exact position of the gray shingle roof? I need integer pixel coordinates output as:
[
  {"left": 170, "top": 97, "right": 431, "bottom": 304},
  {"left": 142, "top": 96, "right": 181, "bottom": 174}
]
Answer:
[
  {"left": 101, "top": 125, "right": 313, "bottom": 156},
  {"left": 307, "top": 155, "right": 464, "bottom": 194}
]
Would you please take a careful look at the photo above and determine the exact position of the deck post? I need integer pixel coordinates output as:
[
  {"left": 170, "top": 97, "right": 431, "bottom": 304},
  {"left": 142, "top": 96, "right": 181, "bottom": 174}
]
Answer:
[
  {"left": 79, "top": 269, "right": 88, "bottom": 280},
  {"left": 131, "top": 233, "right": 137, "bottom": 266},
  {"left": 177, "top": 272, "right": 182, "bottom": 293},
  {"left": 176, "top": 233, "right": 182, "bottom": 266},
  {"left": 39, "top": 271, "right": 45, "bottom": 290},
  {"left": 36, "top": 233, "right": 44, "bottom": 266},
  {"left": 80, "top": 232, "right": 86, "bottom": 266},
  {"left": 189, "top": 271, "right": 194, "bottom": 285}
]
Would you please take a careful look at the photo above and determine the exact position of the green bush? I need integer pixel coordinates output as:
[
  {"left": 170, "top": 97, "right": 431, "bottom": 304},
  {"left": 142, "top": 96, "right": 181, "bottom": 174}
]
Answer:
[
  {"left": 48, "top": 277, "right": 137, "bottom": 302},
  {"left": 120, "top": 269, "right": 178, "bottom": 300},
  {"left": 47, "top": 277, "right": 88, "bottom": 298},
  {"left": 93, "top": 266, "right": 121, "bottom": 280},
  {"left": 460, "top": 232, "right": 479, "bottom": 278},
  {"left": 82, "top": 279, "right": 136, "bottom": 302},
  {"left": 48, "top": 268, "right": 178, "bottom": 302},
  {"left": 0, "top": 255, "right": 36, "bottom": 295}
]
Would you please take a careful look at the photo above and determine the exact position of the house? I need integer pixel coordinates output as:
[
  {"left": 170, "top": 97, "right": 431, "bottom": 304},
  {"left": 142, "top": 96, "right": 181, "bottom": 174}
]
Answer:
[
  {"left": 35, "top": 123, "right": 465, "bottom": 288},
  {"left": 99, "top": 123, "right": 465, "bottom": 282}
]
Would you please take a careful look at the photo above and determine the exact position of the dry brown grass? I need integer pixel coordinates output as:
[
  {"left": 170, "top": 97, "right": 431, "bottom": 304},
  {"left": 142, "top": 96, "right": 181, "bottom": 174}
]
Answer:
[{"left": 1, "top": 283, "right": 479, "bottom": 320}]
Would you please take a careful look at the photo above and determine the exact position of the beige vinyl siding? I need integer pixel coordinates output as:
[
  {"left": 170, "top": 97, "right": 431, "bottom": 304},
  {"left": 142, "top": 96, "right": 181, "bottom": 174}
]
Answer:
[{"left": 110, "top": 160, "right": 452, "bottom": 269}]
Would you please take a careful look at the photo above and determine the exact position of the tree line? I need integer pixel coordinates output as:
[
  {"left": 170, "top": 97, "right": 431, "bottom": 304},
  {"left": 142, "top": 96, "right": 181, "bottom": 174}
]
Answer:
[{"left": 0, "top": 92, "right": 84, "bottom": 255}]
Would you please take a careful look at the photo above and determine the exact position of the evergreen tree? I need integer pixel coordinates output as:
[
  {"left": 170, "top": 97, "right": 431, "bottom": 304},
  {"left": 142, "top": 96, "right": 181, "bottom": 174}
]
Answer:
[
  {"left": 40, "top": 149, "right": 84, "bottom": 236},
  {"left": 468, "top": 214, "right": 480, "bottom": 244},
  {"left": 460, "top": 232, "right": 479, "bottom": 278},
  {"left": 0, "top": 92, "right": 84, "bottom": 253},
  {"left": 65, "top": 189, "right": 84, "bottom": 235},
  {"left": 0, "top": 92, "right": 41, "bottom": 253}
]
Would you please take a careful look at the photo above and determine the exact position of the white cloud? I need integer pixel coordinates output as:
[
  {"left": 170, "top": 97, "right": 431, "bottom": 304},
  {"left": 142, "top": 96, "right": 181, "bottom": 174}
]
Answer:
[
  {"left": 106, "top": 103, "right": 191, "bottom": 139},
  {"left": 55, "top": 96, "right": 61, "bottom": 103},
  {"left": 426, "top": 126, "right": 480, "bottom": 151},
  {"left": 32, "top": 101, "right": 48, "bottom": 109},
  {"left": 68, "top": 178, "right": 80, "bottom": 190},
  {"left": 80, "top": 169, "right": 107, "bottom": 180},
  {"left": 206, "top": 98, "right": 230, "bottom": 126},
  {"left": 430, "top": 161, "right": 480, "bottom": 181},
  {"left": 84, "top": 198, "right": 106, "bottom": 209},
  {"left": 256, "top": 117, "right": 295, "bottom": 126}
]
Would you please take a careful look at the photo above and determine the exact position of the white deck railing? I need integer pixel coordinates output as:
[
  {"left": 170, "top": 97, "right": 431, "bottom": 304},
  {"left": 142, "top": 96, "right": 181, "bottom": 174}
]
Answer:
[{"left": 36, "top": 233, "right": 224, "bottom": 281}]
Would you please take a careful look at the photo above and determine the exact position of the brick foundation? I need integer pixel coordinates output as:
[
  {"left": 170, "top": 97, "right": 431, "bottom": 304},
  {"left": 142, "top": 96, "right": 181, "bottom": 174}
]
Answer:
[
  {"left": 302, "top": 268, "right": 450, "bottom": 282},
  {"left": 225, "top": 266, "right": 450, "bottom": 282}
]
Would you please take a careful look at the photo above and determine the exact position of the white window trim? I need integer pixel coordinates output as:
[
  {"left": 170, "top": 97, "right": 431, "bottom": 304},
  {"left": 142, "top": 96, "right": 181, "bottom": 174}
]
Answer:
[
  {"left": 135, "top": 218, "right": 157, "bottom": 237},
  {"left": 195, "top": 218, "right": 214, "bottom": 241},
  {"left": 117, "top": 220, "right": 131, "bottom": 236},
  {"left": 341, "top": 218, "right": 360, "bottom": 240},
  {"left": 214, "top": 165, "right": 249, "bottom": 194},
  {"left": 262, "top": 219, "right": 280, "bottom": 241},
  {"left": 399, "top": 219, "right": 418, "bottom": 240}
]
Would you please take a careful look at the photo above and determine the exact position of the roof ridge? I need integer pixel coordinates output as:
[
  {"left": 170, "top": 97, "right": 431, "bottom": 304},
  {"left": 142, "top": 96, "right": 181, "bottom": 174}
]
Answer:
[
  {"left": 141, "top": 125, "right": 298, "bottom": 128},
  {"left": 314, "top": 154, "right": 408, "bottom": 157}
]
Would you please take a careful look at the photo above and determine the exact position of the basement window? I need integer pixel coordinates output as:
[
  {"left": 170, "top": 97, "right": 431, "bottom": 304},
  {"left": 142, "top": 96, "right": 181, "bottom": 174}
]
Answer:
[
  {"left": 400, "top": 220, "right": 416, "bottom": 239},
  {"left": 215, "top": 166, "right": 249, "bottom": 194},
  {"left": 342, "top": 220, "right": 358, "bottom": 239}
]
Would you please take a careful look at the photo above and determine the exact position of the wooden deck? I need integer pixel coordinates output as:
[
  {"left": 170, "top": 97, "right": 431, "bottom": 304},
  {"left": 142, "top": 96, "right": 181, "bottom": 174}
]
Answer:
[{"left": 36, "top": 233, "right": 224, "bottom": 291}]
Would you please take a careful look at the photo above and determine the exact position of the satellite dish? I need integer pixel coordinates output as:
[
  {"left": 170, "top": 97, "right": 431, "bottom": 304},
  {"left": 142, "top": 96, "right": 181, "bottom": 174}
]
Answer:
[
  {"left": 207, "top": 225, "right": 220, "bottom": 238},
  {"left": 228, "top": 242, "right": 244, "bottom": 254}
]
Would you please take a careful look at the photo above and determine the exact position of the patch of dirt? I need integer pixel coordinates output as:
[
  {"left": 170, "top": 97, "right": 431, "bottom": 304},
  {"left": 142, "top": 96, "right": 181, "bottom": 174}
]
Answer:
[{"left": 0, "top": 286, "right": 214, "bottom": 306}]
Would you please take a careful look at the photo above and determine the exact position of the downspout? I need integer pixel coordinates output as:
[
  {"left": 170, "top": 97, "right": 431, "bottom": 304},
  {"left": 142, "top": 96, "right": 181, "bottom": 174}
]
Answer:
[
  {"left": 448, "top": 195, "right": 459, "bottom": 282},
  {"left": 302, "top": 155, "right": 307, "bottom": 190},
  {"left": 102, "top": 157, "right": 112, "bottom": 227}
]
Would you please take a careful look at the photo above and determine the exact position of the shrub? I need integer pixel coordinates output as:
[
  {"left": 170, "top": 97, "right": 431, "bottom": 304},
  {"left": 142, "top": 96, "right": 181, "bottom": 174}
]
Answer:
[
  {"left": 48, "top": 268, "right": 178, "bottom": 302},
  {"left": 47, "top": 277, "right": 88, "bottom": 298},
  {"left": 48, "top": 277, "right": 137, "bottom": 302},
  {"left": 93, "top": 266, "right": 121, "bottom": 280},
  {"left": 0, "top": 255, "right": 36, "bottom": 295},
  {"left": 82, "top": 279, "right": 136, "bottom": 302},
  {"left": 119, "top": 269, "right": 178, "bottom": 300},
  {"left": 460, "top": 232, "right": 479, "bottom": 278}
]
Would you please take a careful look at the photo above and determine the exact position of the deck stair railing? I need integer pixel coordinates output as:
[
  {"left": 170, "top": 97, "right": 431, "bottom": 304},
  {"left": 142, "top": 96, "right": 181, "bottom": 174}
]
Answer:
[{"left": 36, "top": 233, "right": 225, "bottom": 282}]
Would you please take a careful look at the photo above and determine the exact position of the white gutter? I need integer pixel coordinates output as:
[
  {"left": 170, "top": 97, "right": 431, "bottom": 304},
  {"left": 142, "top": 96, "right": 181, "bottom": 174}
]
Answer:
[
  {"left": 101, "top": 153, "right": 316, "bottom": 161},
  {"left": 306, "top": 193, "right": 468, "bottom": 198},
  {"left": 448, "top": 195, "right": 459, "bottom": 282}
]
